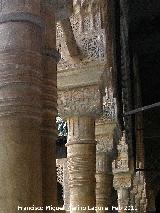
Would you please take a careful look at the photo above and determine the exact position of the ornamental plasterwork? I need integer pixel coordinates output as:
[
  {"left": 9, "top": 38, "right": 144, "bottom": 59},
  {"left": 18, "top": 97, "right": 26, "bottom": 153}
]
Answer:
[
  {"left": 103, "top": 87, "right": 117, "bottom": 121},
  {"left": 56, "top": 0, "right": 106, "bottom": 70},
  {"left": 112, "top": 132, "right": 129, "bottom": 173}
]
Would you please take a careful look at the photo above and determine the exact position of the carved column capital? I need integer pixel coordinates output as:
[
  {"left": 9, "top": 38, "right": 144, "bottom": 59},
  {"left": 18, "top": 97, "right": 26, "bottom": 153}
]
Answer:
[
  {"left": 58, "top": 85, "right": 103, "bottom": 118},
  {"left": 67, "top": 116, "right": 96, "bottom": 146},
  {"left": 113, "top": 173, "right": 132, "bottom": 190},
  {"left": 57, "top": 61, "right": 106, "bottom": 119},
  {"left": 95, "top": 117, "right": 116, "bottom": 157}
]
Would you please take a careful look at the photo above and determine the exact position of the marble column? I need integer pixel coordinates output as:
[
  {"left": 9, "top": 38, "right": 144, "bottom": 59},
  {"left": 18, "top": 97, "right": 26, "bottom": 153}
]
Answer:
[
  {"left": 67, "top": 116, "right": 96, "bottom": 213},
  {"left": 41, "top": 1, "right": 59, "bottom": 209},
  {"left": 96, "top": 152, "right": 113, "bottom": 213},
  {"left": 58, "top": 64, "right": 106, "bottom": 212},
  {"left": 0, "top": 1, "right": 43, "bottom": 212},
  {"left": 95, "top": 119, "right": 117, "bottom": 213}
]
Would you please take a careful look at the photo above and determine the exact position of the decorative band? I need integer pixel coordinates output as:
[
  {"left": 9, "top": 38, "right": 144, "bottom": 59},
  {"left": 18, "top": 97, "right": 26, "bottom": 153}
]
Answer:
[
  {"left": 42, "top": 47, "right": 61, "bottom": 63},
  {"left": 0, "top": 12, "right": 44, "bottom": 28}
]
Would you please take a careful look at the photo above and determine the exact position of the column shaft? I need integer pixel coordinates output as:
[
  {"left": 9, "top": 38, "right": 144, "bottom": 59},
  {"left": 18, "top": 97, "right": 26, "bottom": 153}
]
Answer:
[
  {"left": 96, "top": 153, "right": 113, "bottom": 213},
  {"left": 67, "top": 116, "right": 96, "bottom": 213},
  {"left": 0, "top": 1, "right": 43, "bottom": 212},
  {"left": 41, "top": 1, "right": 58, "bottom": 209}
]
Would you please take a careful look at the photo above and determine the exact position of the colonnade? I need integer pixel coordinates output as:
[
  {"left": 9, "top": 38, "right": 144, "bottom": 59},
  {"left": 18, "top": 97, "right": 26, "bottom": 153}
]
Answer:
[{"left": 57, "top": 61, "right": 106, "bottom": 213}]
